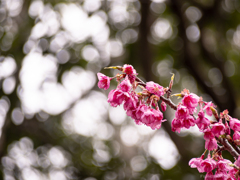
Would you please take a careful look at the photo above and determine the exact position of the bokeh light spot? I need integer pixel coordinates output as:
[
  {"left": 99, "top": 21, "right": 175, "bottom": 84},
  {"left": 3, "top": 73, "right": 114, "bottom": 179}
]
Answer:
[
  {"left": 185, "top": 6, "right": 202, "bottom": 23},
  {"left": 11, "top": 108, "right": 24, "bottom": 125},
  {"left": 186, "top": 25, "right": 200, "bottom": 42},
  {"left": 3, "top": 76, "right": 16, "bottom": 94},
  {"left": 148, "top": 131, "right": 179, "bottom": 170}
]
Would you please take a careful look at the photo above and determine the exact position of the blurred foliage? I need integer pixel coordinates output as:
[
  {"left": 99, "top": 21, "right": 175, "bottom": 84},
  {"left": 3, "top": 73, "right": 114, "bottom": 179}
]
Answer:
[{"left": 0, "top": 0, "right": 240, "bottom": 180}]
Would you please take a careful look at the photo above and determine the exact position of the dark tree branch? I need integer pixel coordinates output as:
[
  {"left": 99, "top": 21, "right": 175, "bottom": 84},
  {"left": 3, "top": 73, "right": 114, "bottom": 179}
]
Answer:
[
  {"left": 137, "top": 74, "right": 240, "bottom": 161},
  {"left": 169, "top": 0, "right": 236, "bottom": 113},
  {"left": 139, "top": 0, "right": 152, "bottom": 81},
  {"left": 0, "top": 0, "right": 32, "bottom": 159},
  {"left": 197, "top": 4, "right": 237, "bottom": 113},
  {"left": 138, "top": 0, "right": 197, "bottom": 163},
  {"left": 218, "top": 137, "right": 239, "bottom": 159}
]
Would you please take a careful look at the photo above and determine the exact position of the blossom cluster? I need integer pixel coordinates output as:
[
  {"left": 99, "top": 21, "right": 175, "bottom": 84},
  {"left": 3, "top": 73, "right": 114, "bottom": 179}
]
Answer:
[
  {"left": 189, "top": 154, "right": 235, "bottom": 180},
  {"left": 97, "top": 64, "right": 240, "bottom": 180},
  {"left": 98, "top": 64, "right": 166, "bottom": 130}
]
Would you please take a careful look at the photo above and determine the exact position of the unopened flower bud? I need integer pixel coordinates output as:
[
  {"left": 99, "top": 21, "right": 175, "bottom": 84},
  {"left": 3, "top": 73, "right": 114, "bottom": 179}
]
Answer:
[
  {"left": 123, "top": 64, "right": 137, "bottom": 75},
  {"left": 146, "top": 81, "right": 165, "bottom": 97},
  {"left": 161, "top": 101, "right": 167, "bottom": 112},
  {"left": 229, "top": 118, "right": 240, "bottom": 131},
  {"left": 97, "top": 73, "right": 111, "bottom": 90}
]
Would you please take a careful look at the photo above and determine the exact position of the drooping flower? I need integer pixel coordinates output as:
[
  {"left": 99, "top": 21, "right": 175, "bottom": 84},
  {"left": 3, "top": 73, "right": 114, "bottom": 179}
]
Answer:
[
  {"left": 226, "top": 174, "right": 235, "bottom": 180},
  {"left": 148, "top": 109, "right": 164, "bottom": 130},
  {"left": 205, "top": 171, "right": 214, "bottom": 180},
  {"left": 128, "top": 74, "right": 136, "bottom": 84},
  {"left": 136, "top": 106, "right": 164, "bottom": 130},
  {"left": 126, "top": 107, "right": 137, "bottom": 120},
  {"left": 229, "top": 168, "right": 238, "bottom": 180},
  {"left": 124, "top": 94, "right": 138, "bottom": 120},
  {"left": 175, "top": 105, "right": 189, "bottom": 120},
  {"left": 196, "top": 110, "right": 210, "bottom": 130},
  {"left": 149, "top": 120, "right": 162, "bottom": 130},
  {"left": 151, "top": 108, "right": 164, "bottom": 122},
  {"left": 123, "top": 64, "right": 137, "bottom": 75},
  {"left": 118, "top": 76, "right": 132, "bottom": 92},
  {"left": 182, "top": 115, "right": 195, "bottom": 129},
  {"left": 124, "top": 92, "right": 138, "bottom": 111},
  {"left": 97, "top": 73, "right": 111, "bottom": 90},
  {"left": 171, "top": 118, "right": 183, "bottom": 133},
  {"left": 235, "top": 155, "right": 240, "bottom": 167},
  {"left": 135, "top": 104, "right": 147, "bottom": 121},
  {"left": 141, "top": 108, "right": 155, "bottom": 124},
  {"left": 203, "top": 128, "right": 214, "bottom": 140},
  {"left": 182, "top": 93, "right": 199, "bottom": 114},
  {"left": 211, "top": 122, "right": 225, "bottom": 137},
  {"left": 233, "top": 131, "right": 240, "bottom": 141},
  {"left": 200, "top": 155, "right": 217, "bottom": 172},
  {"left": 213, "top": 171, "right": 228, "bottom": 180},
  {"left": 146, "top": 81, "right": 165, "bottom": 97},
  {"left": 217, "top": 159, "right": 233, "bottom": 172},
  {"left": 229, "top": 118, "right": 240, "bottom": 132},
  {"left": 205, "top": 138, "right": 218, "bottom": 151},
  {"left": 203, "top": 102, "right": 216, "bottom": 116},
  {"left": 107, "top": 89, "right": 129, "bottom": 107},
  {"left": 189, "top": 155, "right": 204, "bottom": 173}
]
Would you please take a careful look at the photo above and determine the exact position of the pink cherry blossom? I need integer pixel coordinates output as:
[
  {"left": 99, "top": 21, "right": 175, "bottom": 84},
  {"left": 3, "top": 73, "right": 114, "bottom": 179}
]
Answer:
[
  {"left": 123, "top": 64, "right": 137, "bottom": 75},
  {"left": 149, "top": 109, "right": 164, "bottom": 130},
  {"left": 235, "top": 156, "right": 240, "bottom": 167},
  {"left": 175, "top": 105, "right": 189, "bottom": 120},
  {"left": 226, "top": 174, "right": 236, "bottom": 180},
  {"left": 205, "top": 171, "right": 214, "bottom": 180},
  {"left": 135, "top": 104, "right": 147, "bottom": 120},
  {"left": 141, "top": 108, "right": 155, "bottom": 124},
  {"left": 182, "top": 115, "right": 195, "bottom": 129},
  {"left": 211, "top": 122, "right": 225, "bottom": 137},
  {"left": 203, "top": 128, "right": 214, "bottom": 140},
  {"left": 213, "top": 171, "right": 228, "bottom": 180},
  {"left": 118, "top": 76, "right": 132, "bottom": 92},
  {"left": 203, "top": 102, "right": 216, "bottom": 116},
  {"left": 134, "top": 119, "right": 142, "bottom": 125},
  {"left": 107, "top": 89, "right": 129, "bottom": 107},
  {"left": 151, "top": 108, "right": 163, "bottom": 122},
  {"left": 217, "top": 159, "right": 233, "bottom": 172},
  {"left": 149, "top": 120, "right": 162, "bottom": 130},
  {"left": 182, "top": 93, "right": 199, "bottom": 114},
  {"left": 141, "top": 108, "right": 163, "bottom": 124},
  {"left": 126, "top": 108, "right": 136, "bottom": 120},
  {"left": 97, "top": 73, "right": 111, "bottom": 90},
  {"left": 146, "top": 81, "right": 165, "bottom": 97},
  {"left": 128, "top": 74, "right": 136, "bottom": 84},
  {"left": 205, "top": 138, "right": 218, "bottom": 151},
  {"left": 171, "top": 118, "right": 183, "bottom": 133},
  {"left": 136, "top": 106, "right": 164, "bottom": 130},
  {"left": 233, "top": 131, "right": 240, "bottom": 141},
  {"left": 200, "top": 156, "right": 217, "bottom": 172},
  {"left": 229, "top": 168, "right": 238, "bottom": 179},
  {"left": 229, "top": 118, "right": 240, "bottom": 132},
  {"left": 196, "top": 110, "right": 210, "bottom": 130},
  {"left": 189, "top": 155, "right": 204, "bottom": 173},
  {"left": 124, "top": 93, "right": 138, "bottom": 111},
  {"left": 99, "top": 64, "right": 240, "bottom": 179},
  {"left": 124, "top": 95, "right": 138, "bottom": 120}
]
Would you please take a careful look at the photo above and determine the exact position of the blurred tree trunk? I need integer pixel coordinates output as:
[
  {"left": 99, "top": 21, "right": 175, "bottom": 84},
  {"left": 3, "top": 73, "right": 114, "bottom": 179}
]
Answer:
[{"left": 138, "top": 0, "right": 195, "bottom": 164}]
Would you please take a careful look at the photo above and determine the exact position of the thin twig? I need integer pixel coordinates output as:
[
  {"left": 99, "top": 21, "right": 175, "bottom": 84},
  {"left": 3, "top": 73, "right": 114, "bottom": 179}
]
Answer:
[
  {"left": 136, "top": 76, "right": 239, "bottom": 159},
  {"left": 135, "top": 77, "right": 177, "bottom": 110},
  {"left": 218, "top": 137, "right": 239, "bottom": 159}
]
